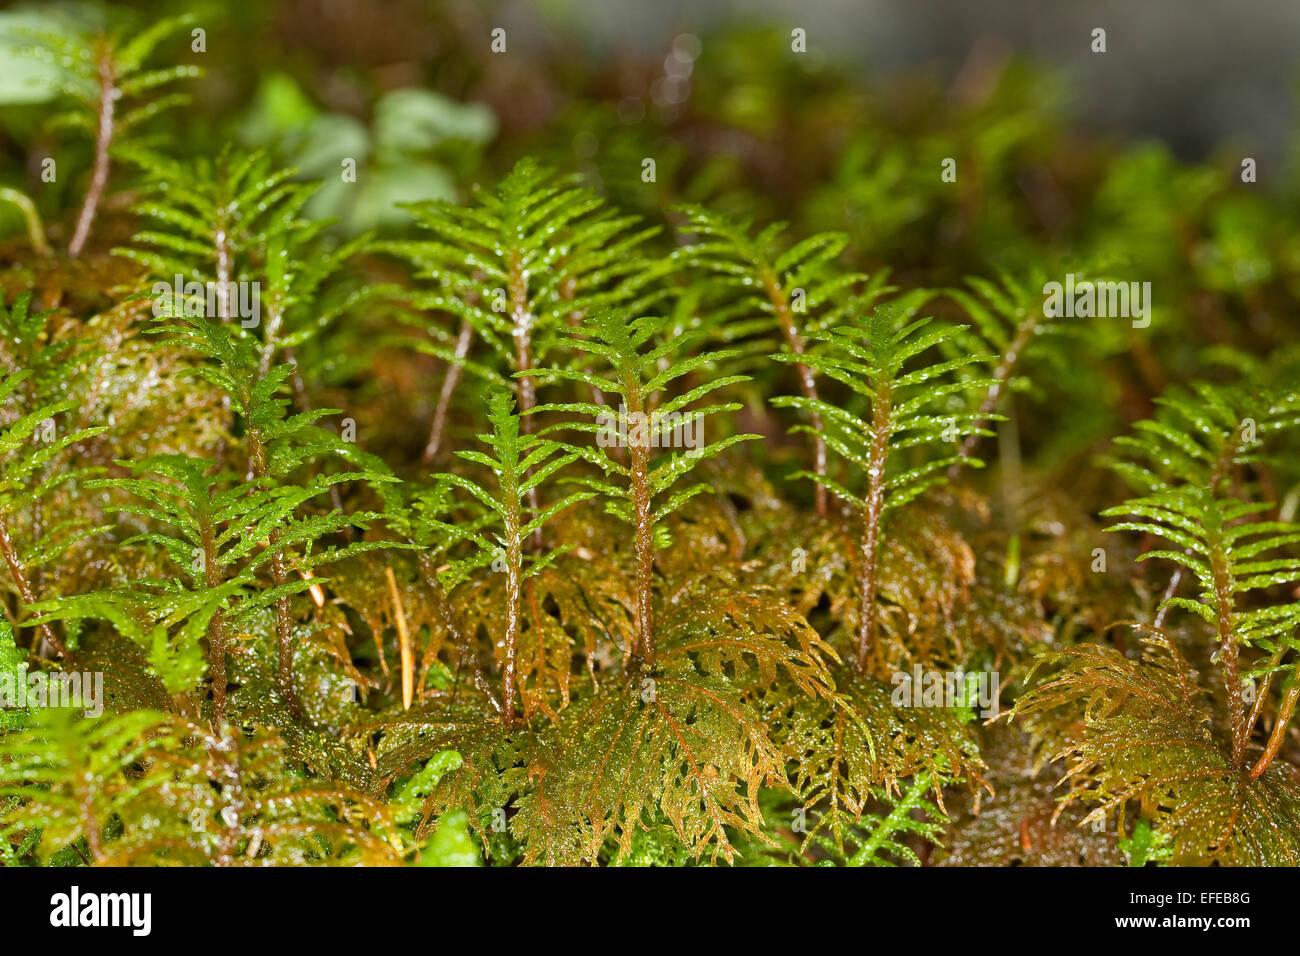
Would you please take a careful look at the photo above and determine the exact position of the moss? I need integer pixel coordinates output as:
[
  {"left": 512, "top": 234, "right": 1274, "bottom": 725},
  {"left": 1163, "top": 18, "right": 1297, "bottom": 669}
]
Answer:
[{"left": 0, "top": 4, "right": 1297, "bottom": 867}]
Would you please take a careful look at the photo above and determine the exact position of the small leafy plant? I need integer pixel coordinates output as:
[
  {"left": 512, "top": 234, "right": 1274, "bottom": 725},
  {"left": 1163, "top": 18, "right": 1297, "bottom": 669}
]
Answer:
[{"left": 0, "top": 5, "right": 1297, "bottom": 871}]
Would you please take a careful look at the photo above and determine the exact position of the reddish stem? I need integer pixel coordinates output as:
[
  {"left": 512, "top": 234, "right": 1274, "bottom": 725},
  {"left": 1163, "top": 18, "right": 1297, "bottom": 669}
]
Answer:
[
  {"left": 502, "top": 551, "right": 521, "bottom": 728},
  {"left": 952, "top": 314, "right": 1037, "bottom": 474},
  {"left": 625, "top": 381, "right": 655, "bottom": 669},
  {"left": 1154, "top": 431, "right": 1241, "bottom": 628},
  {"left": 1210, "top": 542, "right": 1247, "bottom": 768},
  {"left": 855, "top": 384, "right": 892, "bottom": 675},
  {"left": 506, "top": 251, "right": 544, "bottom": 547},
  {"left": 1250, "top": 681, "right": 1300, "bottom": 779},
  {"left": 422, "top": 319, "right": 474, "bottom": 466},
  {"left": 761, "top": 269, "right": 827, "bottom": 516},
  {"left": 0, "top": 514, "right": 67, "bottom": 658},
  {"left": 201, "top": 520, "right": 229, "bottom": 728},
  {"left": 501, "top": 477, "right": 523, "bottom": 727},
  {"left": 68, "top": 49, "right": 116, "bottom": 258},
  {"left": 245, "top": 430, "right": 300, "bottom": 717}
]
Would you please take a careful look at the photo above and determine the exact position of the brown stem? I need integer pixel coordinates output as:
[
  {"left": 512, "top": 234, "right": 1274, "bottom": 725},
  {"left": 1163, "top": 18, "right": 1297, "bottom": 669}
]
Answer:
[
  {"left": 1154, "top": 432, "right": 1241, "bottom": 628},
  {"left": 201, "top": 520, "right": 229, "bottom": 728},
  {"left": 1245, "top": 645, "right": 1285, "bottom": 742},
  {"left": 501, "top": 492, "right": 523, "bottom": 728},
  {"left": 952, "top": 314, "right": 1037, "bottom": 475},
  {"left": 67, "top": 48, "right": 116, "bottom": 258},
  {"left": 508, "top": 251, "right": 536, "bottom": 420},
  {"left": 281, "top": 347, "right": 350, "bottom": 539},
  {"left": 245, "top": 432, "right": 300, "bottom": 716},
  {"left": 761, "top": 269, "right": 826, "bottom": 516},
  {"left": 1250, "top": 680, "right": 1300, "bottom": 779},
  {"left": 855, "top": 384, "right": 892, "bottom": 675},
  {"left": 0, "top": 514, "right": 66, "bottom": 658},
  {"left": 1210, "top": 543, "right": 1247, "bottom": 768},
  {"left": 422, "top": 319, "right": 474, "bottom": 466},
  {"left": 626, "top": 382, "right": 655, "bottom": 669},
  {"left": 507, "top": 251, "right": 543, "bottom": 545}
]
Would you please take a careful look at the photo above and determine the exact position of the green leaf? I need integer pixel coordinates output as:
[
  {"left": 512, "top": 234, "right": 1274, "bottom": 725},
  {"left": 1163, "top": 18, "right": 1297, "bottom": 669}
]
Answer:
[{"left": 418, "top": 809, "right": 482, "bottom": 866}]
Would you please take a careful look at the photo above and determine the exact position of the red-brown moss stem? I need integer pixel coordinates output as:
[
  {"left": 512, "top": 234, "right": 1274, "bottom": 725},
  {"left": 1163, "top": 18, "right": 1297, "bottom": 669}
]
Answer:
[
  {"left": 1245, "top": 644, "right": 1284, "bottom": 743},
  {"left": 761, "top": 268, "right": 827, "bottom": 516},
  {"left": 1210, "top": 545, "right": 1247, "bottom": 768},
  {"left": 624, "top": 379, "right": 655, "bottom": 669},
  {"left": 245, "top": 428, "right": 300, "bottom": 716},
  {"left": 508, "top": 251, "right": 536, "bottom": 421},
  {"left": 1250, "top": 680, "right": 1299, "bottom": 779},
  {"left": 200, "top": 520, "right": 229, "bottom": 727},
  {"left": 501, "top": 478, "right": 523, "bottom": 727},
  {"left": 67, "top": 49, "right": 116, "bottom": 258},
  {"left": 855, "top": 385, "right": 892, "bottom": 675},
  {"left": 952, "top": 315, "right": 1037, "bottom": 474},
  {"left": 422, "top": 318, "right": 473, "bottom": 466},
  {"left": 507, "top": 251, "right": 544, "bottom": 547},
  {"left": 1154, "top": 432, "right": 1241, "bottom": 628},
  {"left": 0, "top": 514, "right": 67, "bottom": 658}
]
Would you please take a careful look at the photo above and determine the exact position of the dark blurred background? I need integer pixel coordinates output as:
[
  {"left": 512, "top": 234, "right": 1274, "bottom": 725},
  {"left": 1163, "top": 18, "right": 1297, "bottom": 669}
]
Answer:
[
  {"left": 538, "top": 0, "right": 1295, "bottom": 165},
  {"left": 5, "top": 0, "right": 1293, "bottom": 163}
]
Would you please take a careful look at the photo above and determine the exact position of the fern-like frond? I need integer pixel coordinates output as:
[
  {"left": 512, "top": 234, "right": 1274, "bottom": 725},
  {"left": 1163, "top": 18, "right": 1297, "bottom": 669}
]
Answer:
[
  {"left": 1013, "top": 628, "right": 1300, "bottom": 865},
  {"left": 1109, "top": 381, "right": 1300, "bottom": 495},
  {"left": 429, "top": 388, "right": 593, "bottom": 724},
  {"left": 0, "top": 707, "right": 179, "bottom": 863},
  {"left": 0, "top": 355, "right": 107, "bottom": 659},
  {"left": 943, "top": 265, "right": 1105, "bottom": 464},
  {"left": 378, "top": 157, "right": 671, "bottom": 457},
  {"left": 21, "top": 13, "right": 202, "bottom": 255},
  {"left": 835, "top": 771, "right": 948, "bottom": 866},
  {"left": 0, "top": 710, "right": 402, "bottom": 865},
  {"left": 512, "top": 601, "right": 832, "bottom": 865},
  {"left": 523, "top": 308, "right": 760, "bottom": 667},
  {"left": 772, "top": 305, "right": 995, "bottom": 673},
  {"left": 1103, "top": 485, "right": 1300, "bottom": 771},
  {"left": 673, "top": 205, "right": 867, "bottom": 514},
  {"left": 115, "top": 146, "right": 312, "bottom": 300},
  {"left": 772, "top": 668, "right": 980, "bottom": 858},
  {"left": 32, "top": 452, "right": 390, "bottom": 717}
]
